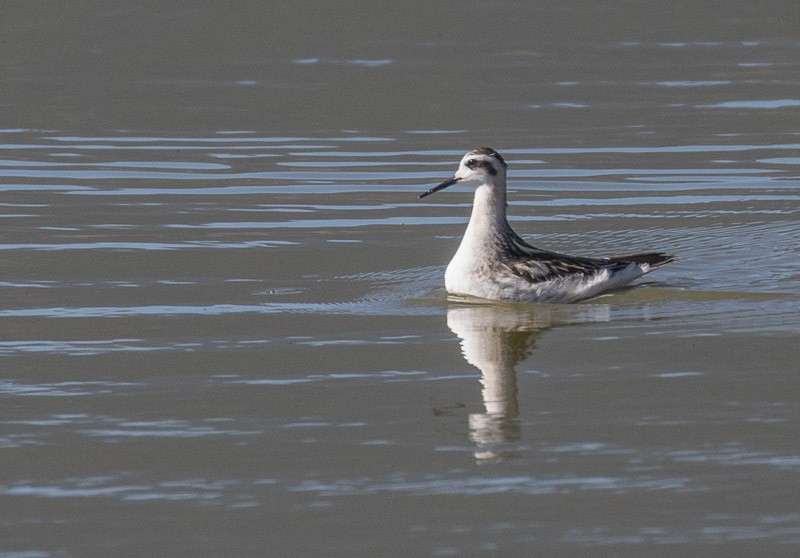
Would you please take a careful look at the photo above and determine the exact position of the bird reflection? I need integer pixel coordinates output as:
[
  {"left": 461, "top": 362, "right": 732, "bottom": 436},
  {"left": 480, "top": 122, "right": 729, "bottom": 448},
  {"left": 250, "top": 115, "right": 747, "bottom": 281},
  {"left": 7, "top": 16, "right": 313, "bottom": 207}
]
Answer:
[{"left": 446, "top": 300, "right": 610, "bottom": 463}]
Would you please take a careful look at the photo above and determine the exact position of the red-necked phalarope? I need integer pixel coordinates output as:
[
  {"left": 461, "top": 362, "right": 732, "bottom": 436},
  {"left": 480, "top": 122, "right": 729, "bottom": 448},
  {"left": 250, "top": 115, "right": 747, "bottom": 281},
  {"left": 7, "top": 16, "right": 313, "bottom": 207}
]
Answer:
[{"left": 419, "top": 147, "right": 675, "bottom": 302}]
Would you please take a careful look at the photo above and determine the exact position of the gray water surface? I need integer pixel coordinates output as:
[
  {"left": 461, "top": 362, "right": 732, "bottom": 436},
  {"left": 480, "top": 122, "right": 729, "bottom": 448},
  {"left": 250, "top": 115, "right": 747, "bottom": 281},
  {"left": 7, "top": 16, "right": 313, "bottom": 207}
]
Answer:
[{"left": 2, "top": 2, "right": 800, "bottom": 557}]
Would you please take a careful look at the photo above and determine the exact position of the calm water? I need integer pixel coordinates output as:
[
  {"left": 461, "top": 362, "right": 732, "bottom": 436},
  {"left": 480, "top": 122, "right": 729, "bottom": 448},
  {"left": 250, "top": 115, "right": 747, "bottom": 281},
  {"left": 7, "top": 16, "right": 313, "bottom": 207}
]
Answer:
[{"left": 2, "top": 2, "right": 800, "bottom": 557}]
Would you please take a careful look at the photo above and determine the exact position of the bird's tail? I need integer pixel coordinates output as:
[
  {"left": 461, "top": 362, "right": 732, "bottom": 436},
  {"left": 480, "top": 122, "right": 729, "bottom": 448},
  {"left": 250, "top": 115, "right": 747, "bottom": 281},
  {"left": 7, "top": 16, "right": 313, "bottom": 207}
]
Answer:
[{"left": 611, "top": 252, "right": 676, "bottom": 270}]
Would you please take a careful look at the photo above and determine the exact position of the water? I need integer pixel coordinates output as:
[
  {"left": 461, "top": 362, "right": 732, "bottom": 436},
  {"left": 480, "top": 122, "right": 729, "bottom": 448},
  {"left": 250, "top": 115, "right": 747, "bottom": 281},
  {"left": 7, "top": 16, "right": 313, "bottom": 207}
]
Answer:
[{"left": 2, "top": 2, "right": 800, "bottom": 556}]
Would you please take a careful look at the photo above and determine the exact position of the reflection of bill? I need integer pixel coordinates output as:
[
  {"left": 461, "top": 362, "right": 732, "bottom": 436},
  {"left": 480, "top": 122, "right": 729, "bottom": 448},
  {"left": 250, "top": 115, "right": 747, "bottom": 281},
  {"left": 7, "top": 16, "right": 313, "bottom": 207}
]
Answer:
[{"left": 446, "top": 301, "right": 610, "bottom": 463}]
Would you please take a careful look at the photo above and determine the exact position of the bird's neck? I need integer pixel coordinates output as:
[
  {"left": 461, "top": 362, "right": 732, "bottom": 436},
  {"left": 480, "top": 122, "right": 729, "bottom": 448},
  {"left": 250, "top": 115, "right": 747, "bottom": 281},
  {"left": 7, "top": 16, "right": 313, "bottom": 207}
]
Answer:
[{"left": 464, "top": 182, "right": 510, "bottom": 242}]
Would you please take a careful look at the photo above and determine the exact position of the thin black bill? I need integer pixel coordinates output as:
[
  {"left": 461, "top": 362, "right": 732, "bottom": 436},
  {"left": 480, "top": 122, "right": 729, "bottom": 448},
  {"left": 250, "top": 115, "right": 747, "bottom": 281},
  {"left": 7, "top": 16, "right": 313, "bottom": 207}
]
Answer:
[{"left": 418, "top": 177, "right": 459, "bottom": 199}]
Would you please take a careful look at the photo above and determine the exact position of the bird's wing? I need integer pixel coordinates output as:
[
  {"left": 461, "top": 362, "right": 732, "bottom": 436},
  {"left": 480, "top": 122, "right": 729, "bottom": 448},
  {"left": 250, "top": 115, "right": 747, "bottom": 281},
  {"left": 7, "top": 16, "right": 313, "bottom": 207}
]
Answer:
[
  {"left": 499, "top": 229, "right": 616, "bottom": 283},
  {"left": 504, "top": 254, "right": 615, "bottom": 284}
]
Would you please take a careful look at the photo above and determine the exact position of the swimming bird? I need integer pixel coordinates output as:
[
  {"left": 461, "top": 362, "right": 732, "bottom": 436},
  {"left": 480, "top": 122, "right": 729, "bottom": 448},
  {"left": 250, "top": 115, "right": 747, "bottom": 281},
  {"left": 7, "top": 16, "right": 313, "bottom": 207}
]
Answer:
[{"left": 419, "top": 147, "right": 675, "bottom": 302}]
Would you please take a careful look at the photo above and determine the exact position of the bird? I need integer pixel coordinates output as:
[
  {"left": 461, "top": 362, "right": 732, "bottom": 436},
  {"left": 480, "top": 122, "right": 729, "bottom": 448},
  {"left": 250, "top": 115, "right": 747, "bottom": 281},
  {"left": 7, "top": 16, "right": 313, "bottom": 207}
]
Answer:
[{"left": 419, "top": 147, "right": 675, "bottom": 302}]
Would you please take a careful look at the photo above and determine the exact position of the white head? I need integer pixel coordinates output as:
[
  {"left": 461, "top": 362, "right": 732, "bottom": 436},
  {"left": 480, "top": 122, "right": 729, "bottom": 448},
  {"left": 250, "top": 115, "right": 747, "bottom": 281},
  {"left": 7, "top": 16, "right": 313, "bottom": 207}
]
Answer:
[{"left": 419, "top": 147, "right": 508, "bottom": 198}]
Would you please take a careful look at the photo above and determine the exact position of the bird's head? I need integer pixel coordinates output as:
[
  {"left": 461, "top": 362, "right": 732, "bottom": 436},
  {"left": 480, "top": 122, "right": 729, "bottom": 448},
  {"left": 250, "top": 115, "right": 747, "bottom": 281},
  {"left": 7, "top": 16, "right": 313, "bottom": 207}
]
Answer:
[{"left": 419, "top": 147, "right": 507, "bottom": 199}]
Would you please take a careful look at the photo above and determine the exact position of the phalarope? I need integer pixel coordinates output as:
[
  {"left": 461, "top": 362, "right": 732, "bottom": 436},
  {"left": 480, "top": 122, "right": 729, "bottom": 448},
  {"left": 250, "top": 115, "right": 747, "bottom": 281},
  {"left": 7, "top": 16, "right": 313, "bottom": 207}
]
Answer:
[{"left": 419, "top": 147, "right": 675, "bottom": 302}]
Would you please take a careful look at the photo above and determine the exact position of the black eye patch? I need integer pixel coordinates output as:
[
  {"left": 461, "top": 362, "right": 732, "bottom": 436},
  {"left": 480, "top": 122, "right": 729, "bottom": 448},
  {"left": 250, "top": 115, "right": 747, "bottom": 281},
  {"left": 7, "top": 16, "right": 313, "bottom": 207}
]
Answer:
[{"left": 465, "top": 158, "right": 497, "bottom": 175}]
